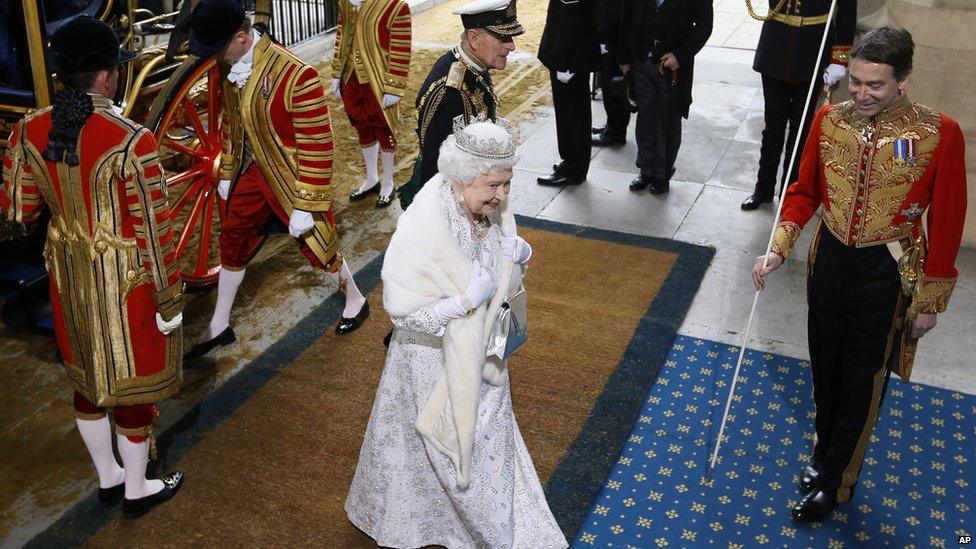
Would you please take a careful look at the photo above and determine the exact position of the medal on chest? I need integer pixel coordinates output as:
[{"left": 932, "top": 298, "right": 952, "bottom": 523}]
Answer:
[{"left": 894, "top": 137, "right": 917, "bottom": 166}]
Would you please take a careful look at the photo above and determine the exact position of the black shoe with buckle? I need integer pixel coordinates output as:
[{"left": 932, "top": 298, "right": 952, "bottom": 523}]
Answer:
[
  {"left": 183, "top": 326, "right": 236, "bottom": 361},
  {"left": 336, "top": 300, "right": 370, "bottom": 335},
  {"left": 553, "top": 160, "right": 567, "bottom": 174},
  {"left": 349, "top": 183, "right": 380, "bottom": 201},
  {"left": 741, "top": 192, "right": 772, "bottom": 211},
  {"left": 629, "top": 175, "right": 652, "bottom": 191},
  {"left": 537, "top": 172, "right": 583, "bottom": 186},
  {"left": 98, "top": 482, "right": 124, "bottom": 507},
  {"left": 376, "top": 193, "right": 392, "bottom": 208},
  {"left": 798, "top": 462, "right": 821, "bottom": 493},
  {"left": 791, "top": 488, "right": 838, "bottom": 523},
  {"left": 122, "top": 472, "right": 184, "bottom": 518},
  {"left": 591, "top": 124, "right": 606, "bottom": 135},
  {"left": 649, "top": 177, "right": 670, "bottom": 195},
  {"left": 591, "top": 130, "right": 625, "bottom": 147}
]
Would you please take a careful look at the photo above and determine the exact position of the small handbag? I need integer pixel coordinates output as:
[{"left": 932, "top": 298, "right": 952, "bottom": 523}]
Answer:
[{"left": 486, "top": 285, "right": 528, "bottom": 360}]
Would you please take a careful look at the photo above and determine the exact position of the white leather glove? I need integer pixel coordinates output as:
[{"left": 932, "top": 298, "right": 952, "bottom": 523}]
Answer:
[
  {"left": 155, "top": 312, "right": 182, "bottom": 336},
  {"left": 349, "top": 0, "right": 363, "bottom": 7},
  {"left": 600, "top": 43, "right": 609, "bottom": 55},
  {"left": 823, "top": 63, "right": 847, "bottom": 86},
  {"left": 217, "top": 179, "right": 231, "bottom": 201},
  {"left": 331, "top": 77, "right": 341, "bottom": 99},
  {"left": 461, "top": 262, "right": 495, "bottom": 311},
  {"left": 500, "top": 230, "right": 532, "bottom": 264},
  {"left": 381, "top": 93, "right": 401, "bottom": 108},
  {"left": 556, "top": 70, "right": 575, "bottom": 84},
  {"left": 288, "top": 209, "right": 315, "bottom": 238}
]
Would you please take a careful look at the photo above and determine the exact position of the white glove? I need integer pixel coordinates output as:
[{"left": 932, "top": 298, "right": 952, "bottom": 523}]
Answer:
[
  {"left": 381, "top": 93, "right": 401, "bottom": 108},
  {"left": 217, "top": 179, "right": 231, "bottom": 201},
  {"left": 556, "top": 70, "right": 575, "bottom": 84},
  {"left": 600, "top": 43, "right": 609, "bottom": 55},
  {"left": 349, "top": 0, "right": 363, "bottom": 7},
  {"left": 462, "top": 262, "right": 495, "bottom": 311},
  {"left": 500, "top": 230, "right": 532, "bottom": 264},
  {"left": 288, "top": 209, "right": 315, "bottom": 238},
  {"left": 155, "top": 312, "right": 182, "bottom": 336},
  {"left": 823, "top": 63, "right": 847, "bottom": 86},
  {"left": 331, "top": 77, "right": 341, "bottom": 99}
]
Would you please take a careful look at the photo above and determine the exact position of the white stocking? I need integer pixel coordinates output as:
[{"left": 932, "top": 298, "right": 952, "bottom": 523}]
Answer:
[
  {"left": 76, "top": 417, "right": 124, "bottom": 489},
  {"left": 380, "top": 149, "right": 395, "bottom": 197},
  {"left": 117, "top": 434, "right": 163, "bottom": 500},
  {"left": 204, "top": 267, "right": 246, "bottom": 341},
  {"left": 329, "top": 259, "right": 366, "bottom": 318},
  {"left": 356, "top": 143, "right": 380, "bottom": 193}
]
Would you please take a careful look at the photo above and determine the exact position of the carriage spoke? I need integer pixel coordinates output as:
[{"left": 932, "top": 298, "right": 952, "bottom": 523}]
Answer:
[
  {"left": 170, "top": 174, "right": 207, "bottom": 218},
  {"left": 182, "top": 97, "right": 208, "bottom": 145},
  {"left": 195, "top": 191, "right": 216, "bottom": 276},
  {"left": 165, "top": 164, "right": 207, "bottom": 189},
  {"left": 162, "top": 138, "right": 207, "bottom": 161},
  {"left": 175, "top": 189, "right": 208, "bottom": 258}
]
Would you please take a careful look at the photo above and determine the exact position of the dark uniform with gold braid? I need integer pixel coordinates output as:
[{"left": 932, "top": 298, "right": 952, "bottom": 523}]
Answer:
[
  {"left": 742, "top": 0, "right": 857, "bottom": 210},
  {"left": 398, "top": 0, "right": 523, "bottom": 210},
  {"left": 773, "top": 95, "right": 967, "bottom": 518}
]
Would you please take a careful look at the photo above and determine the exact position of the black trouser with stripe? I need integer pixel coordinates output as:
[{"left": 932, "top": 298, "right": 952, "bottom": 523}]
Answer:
[
  {"left": 550, "top": 69, "right": 593, "bottom": 180},
  {"left": 807, "top": 226, "right": 902, "bottom": 503},
  {"left": 755, "top": 75, "right": 819, "bottom": 198}
]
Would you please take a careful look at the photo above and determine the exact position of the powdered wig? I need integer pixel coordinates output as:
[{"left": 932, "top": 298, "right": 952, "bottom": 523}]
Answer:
[{"left": 437, "top": 120, "right": 520, "bottom": 186}]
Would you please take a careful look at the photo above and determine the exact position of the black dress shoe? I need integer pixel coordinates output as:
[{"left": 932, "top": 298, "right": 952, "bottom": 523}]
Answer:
[
  {"left": 336, "top": 300, "right": 370, "bottom": 335},
  {"left": 741, "top": 192, "right": 772, "bottom": 211},
  {"left": 629, "top": 175, "right": 652, "bottom": 191},
  {"left": 649, "top": 177, "right": 669, "bottom": 195},
  {"left": 183, "top": 326, "right": 236, "bottom": 361},
  {"left": 98, "top": 482, "right": 124, "bottom": 506},
  {"left": 553, "top": 160, "right": 567, "bottom": 174},
  {"left": 791, "top": 488, "right": 838, "bottom": 523},
  {"left": 376, "top": 193, "right": 392, "bottom": 208},
  {"left": 537, "top": 172, "right": 583, "bottom": 186},
  {"left": 122, "top": 471, "right": 184, "bottom": 518},
  {"left": 349, "top": 184, "right": 380, "bottom": 201},
  {"left": 798, "top": 462, "right": 821, "bottom": 493},
  {"left": 591, "top": 131, "right": 625, "bottom": 147},
  {"left": 591, "top": 124, "right": 606, "bottom": 135}
]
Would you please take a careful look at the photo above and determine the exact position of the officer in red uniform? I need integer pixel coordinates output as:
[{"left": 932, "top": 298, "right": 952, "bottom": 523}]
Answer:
[
  {"left": 184, "top": 0, "right": 369, "bottom": 360},
  {"left": 754, "top": 27, "right": 967, "bottom": 522},
  {"left": 1, "top": 15, "right": 184, "bottom": 517}
]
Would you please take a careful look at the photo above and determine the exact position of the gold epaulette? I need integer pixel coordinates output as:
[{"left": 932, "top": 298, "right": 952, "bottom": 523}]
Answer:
[{"left": 446, "top": 61, "right": 466, "bottom": 91}]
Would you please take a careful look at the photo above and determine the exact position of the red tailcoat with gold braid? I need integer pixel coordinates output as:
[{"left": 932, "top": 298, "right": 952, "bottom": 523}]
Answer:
[
  {"left": 220, "top": 34, "right": 342, "bottom": 271},
  {"left": 773, "top": 98, "right": 967, "bottom": 379},
  {"left": 1, "top": 96, "right": 184, "bottom": 407},
  {"left": 331, "top": 0, "right": 412, "bottom": 133}
]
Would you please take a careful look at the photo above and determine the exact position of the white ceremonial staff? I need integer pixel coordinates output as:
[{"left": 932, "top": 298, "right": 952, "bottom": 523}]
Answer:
[{"left": 707, "top": 0, "right": 841, "bottom": 477}]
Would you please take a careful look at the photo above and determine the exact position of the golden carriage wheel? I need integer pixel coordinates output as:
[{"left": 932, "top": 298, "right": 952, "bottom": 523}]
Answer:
[{"left": 144, "top": 56, "right": 225, "bottom": 287}]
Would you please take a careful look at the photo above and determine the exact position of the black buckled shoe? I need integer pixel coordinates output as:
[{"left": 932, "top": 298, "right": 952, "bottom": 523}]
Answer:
[
  {"left": 376, "top": 193, "right": 393, "bottom": 208},
  {"left": 349, "top": 184, "right": 380, "bottom": 201},
  {"left": 798, "top": 462, "right": 821, "bottom": 493},
  {"left": 649, "top": 177, "right": 670, "bottom": 195},
  {"left": 122, "top": 472, "right": 184, "bottom": 518},
  {"left": 336, "top": 300, "right": 369, "bottom": 335},
  {"left": 553, "top": 160, "right": 567, "bottom": 174},
  {"left": 98, "top": 482, "right": 124, "bottom": 507},
  {"left": 591, "top": 124, "right": 607, "bottom": 135},
  {"left": 183, "top": 326, "right": 236, "bottom": 361},
  {"left": 591, "top": 130, "right": 625, "bottom": 147},
  {"left": 741, "top": 192, "right": 772, "bottom": 211},
  {"left": 629, "top": 175, "right": 652, "bottom": 191},
  {"left": 537, "top": 172, "right": 583, "bottom": 186},
  {"left": 790, "top": 488, "right": 838, "bottom": 523}
]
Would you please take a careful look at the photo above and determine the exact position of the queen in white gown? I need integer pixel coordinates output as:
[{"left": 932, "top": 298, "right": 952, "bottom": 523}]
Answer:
[{"left": 345, "top": 118, "right": 567, "bottom": 549}]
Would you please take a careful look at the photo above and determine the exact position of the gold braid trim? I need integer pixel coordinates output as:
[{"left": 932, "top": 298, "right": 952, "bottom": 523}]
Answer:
[
  {"left": 771, "top": 221, "right": 802, "bottom": 259},
  {"left": 74, "top": 410, "right": 107, "bottom": 421},
  {"left": 913, "top": 276, "right": 956, "bottom": 315},
  {"left": 745, "top": 0, "right": 789, "bottom": 22},
  {"left": 831, "top": 45, "right": 852, "bottom": 65}
]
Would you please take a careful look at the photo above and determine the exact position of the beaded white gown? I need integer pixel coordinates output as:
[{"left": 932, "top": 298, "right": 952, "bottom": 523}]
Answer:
[{"left": 345, "top": 182, "right": 567, "bottom": 549}]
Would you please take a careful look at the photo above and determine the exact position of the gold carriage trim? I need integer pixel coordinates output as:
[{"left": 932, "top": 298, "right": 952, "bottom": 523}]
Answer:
[
  {"left": 772, "top": 221, "right": 803, "bottom": 259},
  {"left": 913, "top": 276, "right": 956, "bottom": 315}
]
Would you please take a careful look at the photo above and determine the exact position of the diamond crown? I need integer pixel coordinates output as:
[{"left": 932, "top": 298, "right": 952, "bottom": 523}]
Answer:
[{"left": 452, "top": 114, "right": 519, "bottom": 160}]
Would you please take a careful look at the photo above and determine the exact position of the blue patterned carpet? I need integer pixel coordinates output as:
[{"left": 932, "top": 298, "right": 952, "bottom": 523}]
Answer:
[{"left": 572, "top": 335, "right": 974, "bottom": 548}]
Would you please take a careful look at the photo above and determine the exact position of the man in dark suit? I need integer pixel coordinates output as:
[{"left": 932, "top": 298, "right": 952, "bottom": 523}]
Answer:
[
  {"left": 536, "top": 0, "right": 601, "bottom": 186},
  {"left": 619, "top": 0, "right": 712, "bottom": 194},
  {"left": 740, "top": 0, "right": 856, "bottom": 211},
  {"left": 592, "top": 0, "right": 631, "bottom": 147}
]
